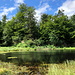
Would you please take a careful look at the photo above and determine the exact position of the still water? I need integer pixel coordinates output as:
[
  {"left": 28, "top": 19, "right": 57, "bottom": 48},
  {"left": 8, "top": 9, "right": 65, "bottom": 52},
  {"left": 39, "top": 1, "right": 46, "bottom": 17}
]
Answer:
[{"left": 0, "top": 50, "right": 75, "bottom": 65}]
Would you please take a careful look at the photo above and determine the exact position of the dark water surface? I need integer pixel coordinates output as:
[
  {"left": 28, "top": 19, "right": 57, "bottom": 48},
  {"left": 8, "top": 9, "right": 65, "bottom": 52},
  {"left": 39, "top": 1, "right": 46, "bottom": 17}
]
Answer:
[{"left": 0, "top": 50, "right": 75, "bottom": 65}]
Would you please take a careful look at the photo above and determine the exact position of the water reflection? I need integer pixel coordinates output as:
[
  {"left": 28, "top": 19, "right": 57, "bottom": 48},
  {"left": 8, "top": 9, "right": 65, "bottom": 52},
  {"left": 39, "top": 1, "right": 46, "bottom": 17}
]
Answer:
[{"left": 0, "top": 50, "right": 75, "bottom": 65}]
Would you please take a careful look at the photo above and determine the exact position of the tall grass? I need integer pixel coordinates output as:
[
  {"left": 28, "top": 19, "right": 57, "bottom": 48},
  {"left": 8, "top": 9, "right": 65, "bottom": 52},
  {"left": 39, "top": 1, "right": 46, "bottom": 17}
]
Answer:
[
  {"left": 1, "top": 60, "right": 75, "bottom": 75},
  {"left": 0, "top": 68, "right": 12, "bottom": 75},
  {"left": 47, "top": 60, "right": 75, "bottom": 75},
  {"left": 0, "top": 61, "right": 28, "bottom": 75}
]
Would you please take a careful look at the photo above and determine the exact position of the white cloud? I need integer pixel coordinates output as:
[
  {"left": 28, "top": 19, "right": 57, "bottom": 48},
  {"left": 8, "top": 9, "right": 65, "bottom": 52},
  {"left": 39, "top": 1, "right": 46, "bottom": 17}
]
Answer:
[
  {"left": 57, "top": 0, "right": 75, "bottom": 16},
  {"left": 39, "top": 0, "right": 50, "bottom": 7},
  {"left": 0, "top": 0, "right": 25, "bottom": 20},
  {"left": 14, "top": 0, "right": 24, "bottom": 7},
  {"left": 14, "top": 0, "right": 24, "bottom": 4},
  {"left": 0, "top": 7, "right": 16, "bottom": 19},
  {"left": 35, "top": 3, "right": 51, "bottom": 21}
]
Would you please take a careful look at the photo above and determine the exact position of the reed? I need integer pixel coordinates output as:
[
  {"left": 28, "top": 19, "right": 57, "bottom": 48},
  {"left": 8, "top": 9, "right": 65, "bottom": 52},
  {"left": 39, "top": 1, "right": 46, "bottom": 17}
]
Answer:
[{"left": 47, "top": 60, "right": 75, "bottom": 75}]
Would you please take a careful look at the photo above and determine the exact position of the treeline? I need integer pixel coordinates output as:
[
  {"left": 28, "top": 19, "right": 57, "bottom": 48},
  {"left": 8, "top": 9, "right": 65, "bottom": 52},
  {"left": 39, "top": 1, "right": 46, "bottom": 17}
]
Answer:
[{"left": 0, "top": 3, "right": 75, "bottom": 47}]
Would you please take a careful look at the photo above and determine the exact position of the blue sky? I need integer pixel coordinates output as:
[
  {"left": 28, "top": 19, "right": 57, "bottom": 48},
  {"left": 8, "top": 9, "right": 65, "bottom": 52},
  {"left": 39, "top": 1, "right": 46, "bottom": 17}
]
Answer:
[{"left": 0, "top": 0, "right": 75, "bottom": 21}]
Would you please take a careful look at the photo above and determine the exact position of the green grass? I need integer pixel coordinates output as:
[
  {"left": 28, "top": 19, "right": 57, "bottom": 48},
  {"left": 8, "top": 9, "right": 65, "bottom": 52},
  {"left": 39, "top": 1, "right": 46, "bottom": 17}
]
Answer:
[
  {"left": 0, "top": 47, "right": 35, "bottom": 53},
  {"left": 1, "top": 60, "right": 75, "bottom": 75},
  {"left": 47, "top": 60, "right": 75, "bottom": 75},
  {"left": 0, "top": 46, "right": 75, "bottom": 53},
  {"left": 0, "top": 61, "right": 28, "bottom": 75},
  {"left": 0, "top": 68, "right": 12, "bottom": 75}
]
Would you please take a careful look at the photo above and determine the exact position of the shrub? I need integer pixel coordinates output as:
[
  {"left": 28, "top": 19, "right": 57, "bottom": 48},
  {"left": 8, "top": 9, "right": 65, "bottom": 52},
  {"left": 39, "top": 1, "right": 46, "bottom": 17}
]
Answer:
[
  {"left": 16, "top": 43, "right": 27, "bottom": 47},
  {"left": 16, "top": 39, "right": 35, "bottom": 47},
  {"left": 46, "top": 45, "right": 56, "bottom": 48},
  {"left": 25, "top": 39, "right": 34, "bottom": 47},
  {"left": 34, "top": 39, "right": 44, "bottom": 46}
]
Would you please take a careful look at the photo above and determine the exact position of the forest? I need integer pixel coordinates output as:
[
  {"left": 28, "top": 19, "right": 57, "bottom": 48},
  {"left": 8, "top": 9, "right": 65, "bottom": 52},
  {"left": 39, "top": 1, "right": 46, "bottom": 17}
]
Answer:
[{"left": 0, "top": 3, "right": 75, "bottom": 47}]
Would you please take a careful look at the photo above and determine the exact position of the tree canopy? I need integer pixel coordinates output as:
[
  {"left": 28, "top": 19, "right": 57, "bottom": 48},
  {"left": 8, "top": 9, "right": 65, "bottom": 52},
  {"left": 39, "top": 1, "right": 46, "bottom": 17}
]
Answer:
[{"left": 0, "top": 3, "right": 75, "bottom": 47}]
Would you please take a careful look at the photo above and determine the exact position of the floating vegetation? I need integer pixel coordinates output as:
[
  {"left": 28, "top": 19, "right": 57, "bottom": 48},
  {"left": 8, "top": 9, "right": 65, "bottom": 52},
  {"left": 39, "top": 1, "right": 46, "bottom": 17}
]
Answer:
[{"left": 8, "top": 57, "right": 17, "bottom": 59}]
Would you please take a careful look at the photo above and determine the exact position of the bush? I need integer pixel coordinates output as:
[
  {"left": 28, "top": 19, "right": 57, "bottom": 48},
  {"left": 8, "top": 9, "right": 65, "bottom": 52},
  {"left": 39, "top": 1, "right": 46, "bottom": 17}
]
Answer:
[
  {"left": 16, "top": 39, "right": 45, "bottom": 48},
  {"left": 49, "top": 30, "right": 59, "bottom": 46},
  {"left": 34, "top": 39, "right": 44, "bottom": 46},
  {"left": 25, "top": 39, "right": 34, "bottom": 47},
  {"left": 17, "top": 43, "right": 27, "bottom": 47},
  {"left": 46, "top": 45, "right": 56, "bottom": 48},
  {"left": 16, "top": 39, "right": 35, "bottom": 47}
]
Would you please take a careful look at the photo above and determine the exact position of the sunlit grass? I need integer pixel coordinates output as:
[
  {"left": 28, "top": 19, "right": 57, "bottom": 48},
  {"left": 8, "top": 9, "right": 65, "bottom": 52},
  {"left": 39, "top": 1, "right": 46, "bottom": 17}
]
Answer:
[
  {"left": 0, "top": 46, "right": 75, "bottom": 53},
  {"left": 0, "top": 61, "right": 28, "bottom": 75},
  {"left": 47, "top": 60, "right": 75, "bottom": 75},
  {"left": 0, "top": 68, "right": 12, "bottom": 75},
  {"left": 1, "top": 60, "right": 75, "bottom": 75},
  {"left": 0, "top": 47, "right": 35, "bottom": 53}
]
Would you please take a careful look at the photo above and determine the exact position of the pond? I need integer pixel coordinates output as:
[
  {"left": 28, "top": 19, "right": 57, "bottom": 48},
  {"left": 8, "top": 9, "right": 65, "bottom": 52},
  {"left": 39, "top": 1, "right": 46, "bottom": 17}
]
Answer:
[
  {"left": 0, "top": 50, "right": 75, "bottom": 64},
  {"left": 0, "top": 50, "right": 75, "bottom": 75}
]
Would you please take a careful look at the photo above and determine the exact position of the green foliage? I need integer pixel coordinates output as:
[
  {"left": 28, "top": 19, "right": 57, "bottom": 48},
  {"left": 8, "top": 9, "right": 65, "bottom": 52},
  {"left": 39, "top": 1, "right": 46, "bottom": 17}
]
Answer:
[
  {"left": 16, "top": 39, "right": 35, "bottom": 47},
  {"left": 49, "top": 30, "right": 59, "bottom": 45},
  {"left": 2, "top": 15, "right": 7, "bottom": 27},
  {"left": 1, "top": 3, "right": 38, "bottom": 46},
  {"left": 0, "top": 21, "right": 3, "bottom": 45},
  {"left": 16, "top": 3, "right": 37, "bottom": 39},
  {"left": 0, "top": 4, "right": 75, "bottom": 47},
  {"left": 17, "top": 43, "right": 27, "bottom": 47},
  {"left": 25, "top": 39, "right": 34, "bottom": 46},
  {"left": 40, "top": 10, "right": 75, "bottom": 46},
  {"left": 46, "top": 45, "right": 56, "bottom": 48},
  {"left": 34, "top": 39, "right": 44, "bottom": 46},
  {"left": 0, "top": 15, "right": 7, "bottom": 46}
]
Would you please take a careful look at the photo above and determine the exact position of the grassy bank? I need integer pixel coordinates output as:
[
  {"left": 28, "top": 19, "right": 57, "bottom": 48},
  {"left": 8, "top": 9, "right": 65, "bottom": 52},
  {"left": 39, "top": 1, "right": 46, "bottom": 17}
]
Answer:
[
  {"left": 0, "top": 60, "right": 75, "bottom": 75},
  {"left": 0, "top": 61, "right": 28, "bottom": 75},
  {"left": 47, "top": 60, "right": 75, "bottom": 75},
  {"left": 0, "top": 46, "right": 75, "bottom": 53}
]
